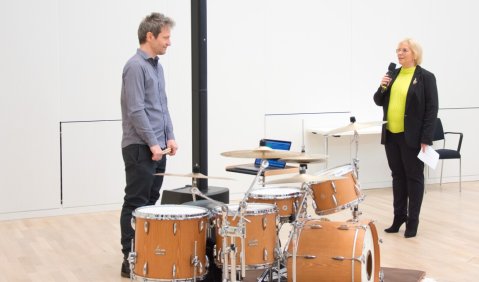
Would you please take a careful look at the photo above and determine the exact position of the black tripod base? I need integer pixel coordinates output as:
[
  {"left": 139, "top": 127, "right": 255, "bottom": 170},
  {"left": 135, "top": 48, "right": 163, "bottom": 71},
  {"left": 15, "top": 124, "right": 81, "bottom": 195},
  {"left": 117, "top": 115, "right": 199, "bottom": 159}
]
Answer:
[{"left": 160, "top": 185, "right": 229, "bottom": 205}]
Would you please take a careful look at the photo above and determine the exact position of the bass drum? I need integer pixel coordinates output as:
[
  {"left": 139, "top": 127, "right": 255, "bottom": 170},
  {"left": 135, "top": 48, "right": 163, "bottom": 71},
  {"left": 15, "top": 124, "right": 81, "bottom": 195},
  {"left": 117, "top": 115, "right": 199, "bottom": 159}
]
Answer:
[{"left": 286, "top": 219, "right": 381, "bottom": 282}]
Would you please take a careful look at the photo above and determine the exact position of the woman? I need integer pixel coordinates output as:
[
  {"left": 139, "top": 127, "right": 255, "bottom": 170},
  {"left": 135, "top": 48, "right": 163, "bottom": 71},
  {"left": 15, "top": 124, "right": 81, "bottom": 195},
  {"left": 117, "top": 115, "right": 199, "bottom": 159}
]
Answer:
[{"left": 373, "top": 38, "right": 438, "bottom": 238}]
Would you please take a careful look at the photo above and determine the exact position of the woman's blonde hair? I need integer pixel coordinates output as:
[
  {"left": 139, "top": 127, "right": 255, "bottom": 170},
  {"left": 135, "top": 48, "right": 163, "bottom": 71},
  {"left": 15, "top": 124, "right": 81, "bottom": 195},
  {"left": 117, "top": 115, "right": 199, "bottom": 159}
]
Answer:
[{"left": 399, "top": 38, "right": 423, "bottom": 65}]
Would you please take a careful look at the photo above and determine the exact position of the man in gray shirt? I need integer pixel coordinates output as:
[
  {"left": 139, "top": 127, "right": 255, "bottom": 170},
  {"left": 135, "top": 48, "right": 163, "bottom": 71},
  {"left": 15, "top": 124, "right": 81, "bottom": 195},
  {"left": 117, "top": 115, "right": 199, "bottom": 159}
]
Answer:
[{"left": 120, "top": 12, "right": 178, "bottom": 278}]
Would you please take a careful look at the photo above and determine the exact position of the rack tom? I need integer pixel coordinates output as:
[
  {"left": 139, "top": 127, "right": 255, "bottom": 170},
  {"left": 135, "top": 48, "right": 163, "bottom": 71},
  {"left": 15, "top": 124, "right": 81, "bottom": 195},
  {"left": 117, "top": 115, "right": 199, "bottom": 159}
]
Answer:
[
  {"left": 311, "top": 164, "right": 364, "bottom": 215},
  {"left": 247, "top": 187, "right": 304, "bottom": 222}
]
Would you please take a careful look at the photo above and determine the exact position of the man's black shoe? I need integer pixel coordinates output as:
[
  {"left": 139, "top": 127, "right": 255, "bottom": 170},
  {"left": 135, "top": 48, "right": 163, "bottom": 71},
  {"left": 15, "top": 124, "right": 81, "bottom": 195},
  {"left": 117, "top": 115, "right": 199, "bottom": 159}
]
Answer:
[{"left": 121, "top": 258, "right": 130, "bottom": 278}]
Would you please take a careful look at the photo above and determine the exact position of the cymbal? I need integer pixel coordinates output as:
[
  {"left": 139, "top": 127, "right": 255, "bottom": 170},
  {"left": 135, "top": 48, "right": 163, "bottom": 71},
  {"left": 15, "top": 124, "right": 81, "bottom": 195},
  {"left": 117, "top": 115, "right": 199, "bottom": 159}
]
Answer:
[
  {"left": 265, "top": 173, "right": 343, "bottom": 185},
  {"left": 325, "top": 121, "right": 386, "bottom": 136},
  {"left": 221, "top": 146, "right": 302, "bottom": 159},
  {"left": 280, "top": 153, "right": 328, "bottom": 164},
  {"left": 154, "top": 172, "right": 233, "bottom": 180}
]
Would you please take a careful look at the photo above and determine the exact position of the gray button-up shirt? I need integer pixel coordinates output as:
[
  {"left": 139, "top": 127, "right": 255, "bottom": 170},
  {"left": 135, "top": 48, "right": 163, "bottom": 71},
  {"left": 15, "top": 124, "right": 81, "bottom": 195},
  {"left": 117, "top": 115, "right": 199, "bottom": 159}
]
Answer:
[{"left": 121, "top": 49, "right": 175, "bottom": 148}]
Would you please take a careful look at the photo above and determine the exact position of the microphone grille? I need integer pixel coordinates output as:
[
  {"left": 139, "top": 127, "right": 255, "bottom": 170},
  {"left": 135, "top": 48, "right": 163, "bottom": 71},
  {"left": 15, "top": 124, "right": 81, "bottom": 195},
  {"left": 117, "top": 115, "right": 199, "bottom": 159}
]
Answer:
[{"left": 388, "top": 62, "right": 396, "bottom": 71}]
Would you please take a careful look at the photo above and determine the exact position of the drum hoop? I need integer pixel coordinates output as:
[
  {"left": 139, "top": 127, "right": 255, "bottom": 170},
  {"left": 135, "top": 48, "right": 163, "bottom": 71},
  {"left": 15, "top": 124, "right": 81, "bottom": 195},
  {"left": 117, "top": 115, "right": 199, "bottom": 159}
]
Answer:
[
  {"left": 133, "top": 204, "right": 210, "bottom": 220},
  {"left": 132, "top": 270, "right": 208, "bottom": 281},
  {"left": 213, "top": 203, "right": 277, "bottom": 216},
  {"left": 248, "top": 189, "right": 303, "bottom": 200}
]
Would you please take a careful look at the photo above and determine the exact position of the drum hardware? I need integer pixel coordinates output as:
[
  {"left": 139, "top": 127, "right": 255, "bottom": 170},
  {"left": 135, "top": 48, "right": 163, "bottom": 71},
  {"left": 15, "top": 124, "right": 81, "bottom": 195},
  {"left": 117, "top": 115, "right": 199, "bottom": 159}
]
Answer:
[
  {"left": 282, "top": 182, "right": 312, "bottom": 282},
  {"left": 332, "top": 256, "right": 363, "bottom": 262},
  {"left": 323, "top": 117, "right": 387, "bottom": 179},
  {"left": 350, "top": 204, "right": 363, "bottom": 222},
  {"left": 128, "top": 239, "right": 136, "bottom": 280}
]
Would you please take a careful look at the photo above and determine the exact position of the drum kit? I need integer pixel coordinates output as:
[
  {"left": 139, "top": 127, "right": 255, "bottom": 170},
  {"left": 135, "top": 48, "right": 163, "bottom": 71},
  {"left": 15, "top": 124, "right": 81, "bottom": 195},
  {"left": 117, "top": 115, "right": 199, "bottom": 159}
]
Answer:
[{"left": 126, "top": 120, "right": 384, "bottom": 282}]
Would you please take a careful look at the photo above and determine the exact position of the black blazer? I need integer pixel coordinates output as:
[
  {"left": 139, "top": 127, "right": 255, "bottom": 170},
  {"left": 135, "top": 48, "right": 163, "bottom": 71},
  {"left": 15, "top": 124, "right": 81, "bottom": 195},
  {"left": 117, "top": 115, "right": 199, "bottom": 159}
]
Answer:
[{"left": 373, "top": 65, "right": 439, "bottom": 148}]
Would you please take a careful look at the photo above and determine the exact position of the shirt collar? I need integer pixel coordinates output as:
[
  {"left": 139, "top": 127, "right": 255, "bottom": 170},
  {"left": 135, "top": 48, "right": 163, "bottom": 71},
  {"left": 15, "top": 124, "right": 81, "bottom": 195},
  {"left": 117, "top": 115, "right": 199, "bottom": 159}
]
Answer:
[{"left": 137, "top": 48, "right": 159, "bottom": 66}]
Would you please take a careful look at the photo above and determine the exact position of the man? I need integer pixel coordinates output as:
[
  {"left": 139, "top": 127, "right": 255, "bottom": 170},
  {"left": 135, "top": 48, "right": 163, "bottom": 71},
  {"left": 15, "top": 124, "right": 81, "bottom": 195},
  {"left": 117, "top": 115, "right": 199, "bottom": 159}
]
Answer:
[{"left": 119, "top": 12, "right": 178, "bottom": 278}]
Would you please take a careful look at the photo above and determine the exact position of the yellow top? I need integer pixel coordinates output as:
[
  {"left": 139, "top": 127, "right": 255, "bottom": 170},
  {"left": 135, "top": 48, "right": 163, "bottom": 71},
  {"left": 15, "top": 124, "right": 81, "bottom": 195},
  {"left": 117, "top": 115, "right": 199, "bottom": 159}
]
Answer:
[{"left": 387, "top": 66, "right": 416, "bottom": 133}]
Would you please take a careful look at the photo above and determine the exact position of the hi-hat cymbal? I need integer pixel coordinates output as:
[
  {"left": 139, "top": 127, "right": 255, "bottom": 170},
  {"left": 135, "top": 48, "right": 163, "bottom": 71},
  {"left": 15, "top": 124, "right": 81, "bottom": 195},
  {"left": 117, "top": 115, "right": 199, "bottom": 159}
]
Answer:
[
  {"left": 325, "top": 121, "right": 386, "bottom": 136},
  {"left": 280, "top": 153, "right": 328, "bottom": 164},
  {"left": 265, "top": 173, "right": 344, "bottom": 185},
  {"left": 154, "top": 172, "right": 233, "bottom": 180},
  {"left": 221, "top": 146, "right": 302, "bottom": 159}
]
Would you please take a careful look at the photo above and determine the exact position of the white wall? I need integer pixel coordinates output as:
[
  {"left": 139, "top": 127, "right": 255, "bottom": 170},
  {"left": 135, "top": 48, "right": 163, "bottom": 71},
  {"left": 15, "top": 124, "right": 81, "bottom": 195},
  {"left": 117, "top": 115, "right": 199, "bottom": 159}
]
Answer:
[{"left": 1, "top": 0, "right": 478, "bottom": 219}]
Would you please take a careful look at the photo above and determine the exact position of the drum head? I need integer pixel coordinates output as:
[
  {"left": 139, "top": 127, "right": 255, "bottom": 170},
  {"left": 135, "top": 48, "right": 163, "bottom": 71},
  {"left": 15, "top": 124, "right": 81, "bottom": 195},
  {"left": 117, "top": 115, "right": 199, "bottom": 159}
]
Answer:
[
  {"left": 316, "top": 163, "right": 354, "bottom": 177},
  {"left": 133, "top": 204, "right": 209, "bottom": 220}
]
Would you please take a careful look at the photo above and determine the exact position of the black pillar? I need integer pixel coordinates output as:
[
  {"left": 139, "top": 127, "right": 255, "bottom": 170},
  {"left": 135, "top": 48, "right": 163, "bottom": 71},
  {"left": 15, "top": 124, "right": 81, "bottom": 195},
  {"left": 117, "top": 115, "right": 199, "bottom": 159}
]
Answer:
[{"left": 191, "top": 0, "right": 208, "bottom": 191}]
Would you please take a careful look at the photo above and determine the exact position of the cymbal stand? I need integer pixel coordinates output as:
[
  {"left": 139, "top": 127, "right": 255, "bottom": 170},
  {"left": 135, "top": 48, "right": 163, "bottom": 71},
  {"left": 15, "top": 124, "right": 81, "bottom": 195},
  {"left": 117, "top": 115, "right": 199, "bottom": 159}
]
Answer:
[
  {"left": 281, "top": 181, "right": 311, "bottom": 282},
  {"left": 351, "top": 129, "right": 360, "bottom": 179},
  {"left": 350, "top": 127, "right": 362, "bottom": 222}
]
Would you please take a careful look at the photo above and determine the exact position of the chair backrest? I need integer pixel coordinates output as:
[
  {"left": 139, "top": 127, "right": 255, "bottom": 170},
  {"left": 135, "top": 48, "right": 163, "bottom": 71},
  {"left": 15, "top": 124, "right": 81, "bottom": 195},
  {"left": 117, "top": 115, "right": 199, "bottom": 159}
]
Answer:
[{"left": 433, "top": 118, "right": 445, "bottom": 142}]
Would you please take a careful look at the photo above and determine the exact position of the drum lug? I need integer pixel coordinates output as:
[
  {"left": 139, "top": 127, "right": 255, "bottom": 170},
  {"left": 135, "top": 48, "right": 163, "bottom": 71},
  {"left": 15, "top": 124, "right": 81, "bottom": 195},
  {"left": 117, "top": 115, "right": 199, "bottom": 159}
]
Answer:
[
  {"left": 130, "top": 217, "right": 136, "bottom": 230},
  {"left": 331, "top": 194, "right": 338, "bottom": 207},
  {"left": 262, "top": 217, "right": 268, "bottom": 230},
  {"left": 338, "top": 224, "right": 350, "bottom": 230},
  {"left": 285, "top": 252, "right": 316, "bottom": 259},
  {"left": 263, "top": 249, "right": 268, "bottom": 261},
  {"left": 172, "top": 264, "right": 176, "bottom": 279},
  {"left": 143, "top": 221, "right": 148, "bottom": 234},
  {"left": 332, "top": 255, "right": 362, "bottom": 263},
  {"left": 173, "top": 222, "right": 177, "bottom": 235},
  {"left": 213, "top": 244, "right": 217, "bottom": 257},
  {"left": 199, "top": 220, "right": 204, "bottom": 232},
  {"left": 311, "top": 200, "right": 317, "bottom": 211},
  {"left": 143, "top": 261, "right": 148, "bottom": 276},
  {"left": 205, "top": 254, "right": 210, "bottom": 269},
  {"left": 354, "top": 184, "right": 361, "bottom": 195},
  {"left": 331, "top": 181, "right": 337, "bottom": 193},
  {"left": 310, "top": 223, "right": 323, "bottom": 229}
]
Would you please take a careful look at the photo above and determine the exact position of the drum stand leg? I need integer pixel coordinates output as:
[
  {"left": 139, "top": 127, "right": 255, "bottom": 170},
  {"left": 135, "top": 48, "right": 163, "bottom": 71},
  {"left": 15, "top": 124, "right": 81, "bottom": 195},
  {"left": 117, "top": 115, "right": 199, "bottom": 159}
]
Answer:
[{"left": 128, "top": 239, "right": 136, "bottom": 281}]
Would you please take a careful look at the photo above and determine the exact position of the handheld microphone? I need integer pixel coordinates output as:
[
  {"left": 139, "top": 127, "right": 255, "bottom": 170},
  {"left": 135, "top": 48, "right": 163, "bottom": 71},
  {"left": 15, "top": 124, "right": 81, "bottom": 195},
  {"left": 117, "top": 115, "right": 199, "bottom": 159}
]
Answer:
[{"left": 381, "top": 62, "right": 396, "bottom": 93}]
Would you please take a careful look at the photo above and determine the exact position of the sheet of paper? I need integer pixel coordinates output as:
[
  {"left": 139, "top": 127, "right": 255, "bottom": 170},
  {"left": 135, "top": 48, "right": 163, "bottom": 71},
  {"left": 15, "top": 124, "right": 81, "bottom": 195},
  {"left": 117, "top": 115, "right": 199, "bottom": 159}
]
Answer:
[{"left": 417, "top": 145, "right": 440, "bottom": 170}]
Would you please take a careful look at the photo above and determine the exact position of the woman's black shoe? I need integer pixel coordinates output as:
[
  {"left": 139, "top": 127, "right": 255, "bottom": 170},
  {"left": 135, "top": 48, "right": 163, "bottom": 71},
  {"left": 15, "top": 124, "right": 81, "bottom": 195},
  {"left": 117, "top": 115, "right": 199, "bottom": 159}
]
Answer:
[
  {"left": 404, "top": 220, "right": 419, "bottom": 238},
  {"left": 121, "top": 258, "right": 130, "bottom": 278},
  {"left": 384, "top": 215, "right": 407, "bottom": 233}
]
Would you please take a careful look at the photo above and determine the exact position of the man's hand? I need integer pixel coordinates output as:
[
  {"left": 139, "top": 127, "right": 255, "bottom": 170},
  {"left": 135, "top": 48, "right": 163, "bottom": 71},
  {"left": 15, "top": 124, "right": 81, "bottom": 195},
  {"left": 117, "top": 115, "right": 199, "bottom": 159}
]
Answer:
[
  {"left": 150, "top": 145, "right": 165, "bottom": 161},
  {"left": 166, "top": 139, "right": 178, "bottom": 156}
]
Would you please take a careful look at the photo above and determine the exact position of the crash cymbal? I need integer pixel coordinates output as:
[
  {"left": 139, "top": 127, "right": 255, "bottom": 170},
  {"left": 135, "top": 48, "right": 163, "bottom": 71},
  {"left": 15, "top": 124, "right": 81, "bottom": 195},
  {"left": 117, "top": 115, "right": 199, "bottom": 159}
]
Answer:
[
  {"left": 325, "top": 121, "right": 386, "bottom": 136},
  {"left": 265, "top": 173, "right": 344, "bottom": 185},
  {"left": 154, "top": 172, "right": 233, "bottom": 180},
  {"left": 221, "top": 146, "right": 302, "bottom": 159},
  {"left": 280, "top": 153, "right": 328, "bottom": 164}
]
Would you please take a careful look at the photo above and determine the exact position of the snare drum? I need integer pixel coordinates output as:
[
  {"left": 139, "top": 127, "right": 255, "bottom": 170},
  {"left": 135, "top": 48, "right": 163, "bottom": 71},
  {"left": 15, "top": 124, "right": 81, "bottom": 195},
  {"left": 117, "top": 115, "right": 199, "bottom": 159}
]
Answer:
[
  {"left": 286, "top": 219, "right": 381, "bottom": 282},
  {"left": 311, "top": 164, "right": 364, "bottom": 215},
  {"left": 131, "top": 205, "right": 210, "bottom": 281},
  {"left": 247, "top": 187, "right": 304, "bottom": 222},
  {"left": 213, "top": 203, "right": 278, "bottom": 270}
]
